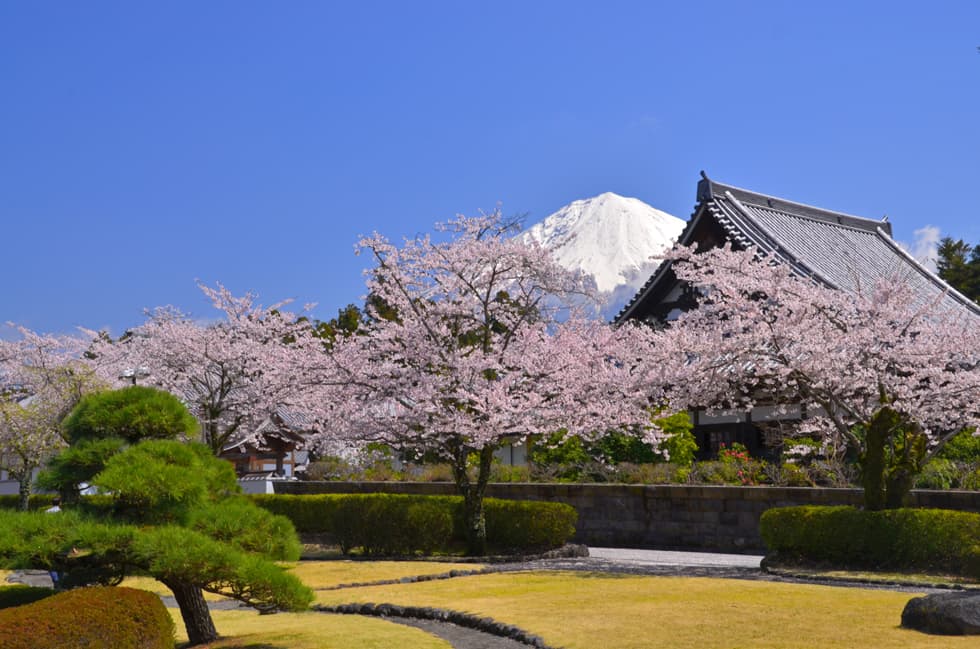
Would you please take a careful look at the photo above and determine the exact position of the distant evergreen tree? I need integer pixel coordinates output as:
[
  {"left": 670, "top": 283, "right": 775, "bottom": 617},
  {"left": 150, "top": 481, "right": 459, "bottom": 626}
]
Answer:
[{"left": 936, "top": 237, "right": 980, "bottom": 302}]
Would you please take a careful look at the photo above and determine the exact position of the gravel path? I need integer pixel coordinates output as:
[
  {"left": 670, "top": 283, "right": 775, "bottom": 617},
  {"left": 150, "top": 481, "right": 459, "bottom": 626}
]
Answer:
[{"left": 378, "top": 617, "right": 537, "bottom": 649}]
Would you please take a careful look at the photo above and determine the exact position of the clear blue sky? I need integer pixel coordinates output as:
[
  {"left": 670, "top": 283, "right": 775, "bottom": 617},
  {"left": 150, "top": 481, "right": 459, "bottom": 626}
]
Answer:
[{"left": 3, "top": 1, "right": 978, "bottom": 335}]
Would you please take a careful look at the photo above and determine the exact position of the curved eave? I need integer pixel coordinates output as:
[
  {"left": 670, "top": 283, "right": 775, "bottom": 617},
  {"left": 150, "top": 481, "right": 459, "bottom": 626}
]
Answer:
[{"left": 613, "top": 201, "right": 711, "bottom": 324}]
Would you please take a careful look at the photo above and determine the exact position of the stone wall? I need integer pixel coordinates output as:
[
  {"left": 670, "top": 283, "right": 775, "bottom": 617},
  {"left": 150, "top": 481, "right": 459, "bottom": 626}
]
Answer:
[{"left": 275, "top": 481, "right": 980, "bottom": 553}]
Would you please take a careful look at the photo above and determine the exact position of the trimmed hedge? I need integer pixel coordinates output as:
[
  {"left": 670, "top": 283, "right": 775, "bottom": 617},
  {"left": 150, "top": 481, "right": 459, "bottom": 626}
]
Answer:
[
  {"left": 760, "top": 505, "right": 980, "bottom": 575},
  {"left": 0, "top": 586, "right": 56, "bottom": 610},
  {"left": 0, "top": 495, "right": 56, "bottom": 511},
  {"left": 0, "top": 586, "right": 175, "bottom": 649},
  {"left": 251, "top": 493, "right": 577, "bottom": 555}
]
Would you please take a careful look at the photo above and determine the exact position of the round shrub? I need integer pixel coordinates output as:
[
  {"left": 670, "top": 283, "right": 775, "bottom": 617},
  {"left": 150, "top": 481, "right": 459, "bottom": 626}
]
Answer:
[{"left": 0, "top": 586, "right": 175, "bottom": 649}]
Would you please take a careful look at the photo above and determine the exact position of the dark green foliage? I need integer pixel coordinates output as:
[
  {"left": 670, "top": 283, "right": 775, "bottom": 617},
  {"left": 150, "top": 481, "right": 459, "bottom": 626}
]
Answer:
[
  {"left": 334, "top": 495, "right": 455, "bottom": 556},
  {"left": 0, "top": 495, "right": 55, "bottom": 511},
  {"left": 482, "top": 498, "right": 577, "bottom": 551},
  {"left": 37, "top": 437, "right": 127, "bottom": 502},
  {"left": 250, "top": 493, "right": 577, "bottom": 555},
  {"left": 41, "top": 386, "right": 199, "bottom": 503},
  {"left": 252, "top": 494, "right": 455, "bottom": 556},
  {"left": 914, "top": 459, "right": 961, "bottom": 490},
  {"left": 937, "top": 428, "right": 980, "bottom": 463},
  {"left": 593, "top": 431, "right": 659, "bottom": 464},
  {"left": 0, "top": 508, "right": 312, "bottom": 613},
  {"left": 186, "top": 499, "right": 302, "bottom": 561},
  {"left": 653, "top": 412, "right": 698, "bottom": 467},
  {"left": 62, "top": 385, "right": 198, "bottom": 445},
  {"left": 760, "top": 505, "right": 980, "bottom": 575},
  {"left": 11, "top": 388, "right": 311, "bottom": 646},
  {"left": 530, "top": 414, "right": 697, "bottom": 482},
  {"left": 0, "top": 586, "right": 55, "bottom": 610},
  {"left": 936, "top": 237, "right": 980, "bottom": 302},
  {"left": 95, "top": 440, "right": 239, "bottom": 524},
  {"left": 0, "top": 586, "right": 175, "bottom": 649},
  {"left": 131, "top": 526, "right": 312, "bottom": 612}
]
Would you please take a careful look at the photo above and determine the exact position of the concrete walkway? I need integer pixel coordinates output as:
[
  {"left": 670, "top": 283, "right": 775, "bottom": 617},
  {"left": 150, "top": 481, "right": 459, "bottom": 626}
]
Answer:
[{"left": 588, "top": 547, "right": 764, "bottom": 569}]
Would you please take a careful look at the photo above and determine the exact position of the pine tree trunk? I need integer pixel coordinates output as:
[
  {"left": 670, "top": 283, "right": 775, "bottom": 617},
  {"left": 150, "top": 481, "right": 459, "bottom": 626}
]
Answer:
[{"left": 163, "top": 579, "right": 218, "bottom": 646}]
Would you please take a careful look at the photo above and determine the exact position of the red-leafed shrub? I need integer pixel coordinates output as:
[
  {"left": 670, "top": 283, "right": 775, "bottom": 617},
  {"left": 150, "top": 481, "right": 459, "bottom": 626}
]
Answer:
[{"left": 0, "top": 586, "right": 175, "bottom": 649}]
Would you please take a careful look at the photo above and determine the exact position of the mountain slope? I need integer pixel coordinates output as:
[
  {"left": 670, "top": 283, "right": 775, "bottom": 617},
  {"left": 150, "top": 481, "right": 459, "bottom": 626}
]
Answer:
[{"left": 523, "top": 192, "right": 685, "bottom": 313}]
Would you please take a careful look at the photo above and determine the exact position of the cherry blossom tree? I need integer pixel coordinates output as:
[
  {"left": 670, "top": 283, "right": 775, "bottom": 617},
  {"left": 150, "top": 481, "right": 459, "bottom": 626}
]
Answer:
[
  {"left": 325, "top": 212, "right": 660, "bottom": 554},
  {"left": 653, "top": 244, "right": 980, "bottom": 510},
  {"left": 91, "top": 284, "right": 326, "bottom": 456},
  {"left": 0, "top": 326, "right": 103, "bottom": 509}
]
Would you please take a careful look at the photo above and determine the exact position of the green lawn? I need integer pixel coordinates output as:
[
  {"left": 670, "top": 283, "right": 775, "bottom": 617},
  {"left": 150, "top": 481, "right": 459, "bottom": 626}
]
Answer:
[
  {"left": 173, "top": 610, "right": 451, "bottom": 649},
  {"left": 70, "top": 560, "right": 980, "bottom": 648},
  {"left": 315, "top": 569, "right": 973, "bottom": 649}
]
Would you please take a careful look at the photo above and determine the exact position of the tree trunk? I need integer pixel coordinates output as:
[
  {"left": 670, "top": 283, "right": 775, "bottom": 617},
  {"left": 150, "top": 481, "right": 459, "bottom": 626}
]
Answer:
[
  {"left": 859, "top": 408, "right": 893, "bottom": 511},
  {"left": 451, "top": 445, "right": 496, "bottom": 556},
  {"left": 163, "top": 579, "right": 218, "bottom": 646},
  {"left": 16, "top": 472, "right": 31, "bottom": 512},
  {"left": 861, "top": 407, "right": 925, "bottom": 511},
  {"left": 884, "top": 425, "right": 927, "bottom": 509}
]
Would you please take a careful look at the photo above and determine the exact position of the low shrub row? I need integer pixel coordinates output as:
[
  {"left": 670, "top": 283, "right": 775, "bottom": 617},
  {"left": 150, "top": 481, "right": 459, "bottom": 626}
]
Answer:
[
  {"left": 0, "top": 586, "right": 175, "bottom": 649},
  {"left": 251, "top": 493, "right": 577, "bottom": 556},
  {"left": 760, "top": 506, "right": 980, "bottom": 575},
  {"left": 0, "top": 495, "right": 56, "bottom": 511}
]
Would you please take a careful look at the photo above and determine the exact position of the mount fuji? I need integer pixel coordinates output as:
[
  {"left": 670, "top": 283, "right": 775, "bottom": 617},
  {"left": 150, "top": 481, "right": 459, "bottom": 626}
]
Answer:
[{"left": 523, "top": 192, "right": 686, "bottom": 317}]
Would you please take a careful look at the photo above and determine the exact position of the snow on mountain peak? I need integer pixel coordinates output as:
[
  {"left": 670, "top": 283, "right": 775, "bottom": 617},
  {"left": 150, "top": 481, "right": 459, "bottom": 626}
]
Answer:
[{"left": 523, "top": 192, "right": 685, "bottom": 300}]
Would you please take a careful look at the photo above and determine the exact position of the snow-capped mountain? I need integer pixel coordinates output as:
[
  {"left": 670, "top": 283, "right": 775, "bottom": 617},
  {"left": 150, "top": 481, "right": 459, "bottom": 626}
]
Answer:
[{"left": 523, "top": 192, "right": 685, "bottom": 315}]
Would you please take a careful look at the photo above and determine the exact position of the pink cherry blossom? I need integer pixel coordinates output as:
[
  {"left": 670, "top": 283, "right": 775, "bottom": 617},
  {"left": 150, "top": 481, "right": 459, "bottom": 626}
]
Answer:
[{"left": 652, "top": 243, "right": 980, "bottom": 508}]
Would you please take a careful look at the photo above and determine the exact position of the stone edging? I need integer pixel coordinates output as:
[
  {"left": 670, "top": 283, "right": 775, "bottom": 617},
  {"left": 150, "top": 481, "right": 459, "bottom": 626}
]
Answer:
[{"left": 316, "top": 603, "right": 560, "bottom": 649}]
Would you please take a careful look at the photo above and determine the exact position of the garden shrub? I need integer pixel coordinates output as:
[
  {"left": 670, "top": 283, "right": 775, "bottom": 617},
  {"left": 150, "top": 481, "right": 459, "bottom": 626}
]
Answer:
[
  {"left": 762, "top": 462, "right": 813, "bottom": 487},
  {"left": 414, "top": 463, "right": 455, "bottom": 482},
  {"left": 962, "top": 468, "right": 980, "bottom": 491},
  {"left": 482, "top": 498, "right": 577, "bottom": 551},
  {"left": 0, "top": 495, "right": 55, "bottom": 511},
  {"left": 0, "top": 586, "right": 55, "bottom": 610},
  {"left": 936, "top": 427, "right": 980, "bottom": 463},
  {"left": 251, "top": 493, "right": 576, "bottom": 555},
  {"left": 760, "top": 505, "right": 980, "bottom": 575},
  {"left": 0, "top": 586, "right": 175, "bottom": 649},
  {"left": 303, "top": 456, "right": 357, "bottom": 481},
  {"left": 914, "top": 459, "right": 961, "bottom": 490},
  {"left": 488, "top": 463, "right": 532, "bottom": 483},
  {"left": 616, "top": 462, "right": 689, "bottom": 484}
]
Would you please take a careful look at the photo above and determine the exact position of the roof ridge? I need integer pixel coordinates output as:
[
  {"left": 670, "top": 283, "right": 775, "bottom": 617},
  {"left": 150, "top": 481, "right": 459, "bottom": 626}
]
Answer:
[
  {"left": 699, "top": 177, "right": 889, "bottom": 234},
  {"left": 722, "top": 190, "right": 840, "bottom": 290}
]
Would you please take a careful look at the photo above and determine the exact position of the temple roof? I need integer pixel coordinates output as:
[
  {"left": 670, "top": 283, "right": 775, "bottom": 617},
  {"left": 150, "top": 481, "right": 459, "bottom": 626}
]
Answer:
[{"left": 616, "top": 173, "right": 980, "bottom": 322}]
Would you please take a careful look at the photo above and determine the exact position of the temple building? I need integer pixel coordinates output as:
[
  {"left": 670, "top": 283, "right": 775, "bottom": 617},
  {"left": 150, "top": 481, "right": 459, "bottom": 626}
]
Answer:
[{"left": 615, "top": 173, "right": 979, "bottom": 457}]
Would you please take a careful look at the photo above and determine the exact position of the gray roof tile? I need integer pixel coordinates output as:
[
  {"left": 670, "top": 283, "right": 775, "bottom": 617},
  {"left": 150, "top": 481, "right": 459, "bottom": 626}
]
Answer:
[{"left": 616, "top": 175, "right": 980, "bottom": 322}]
